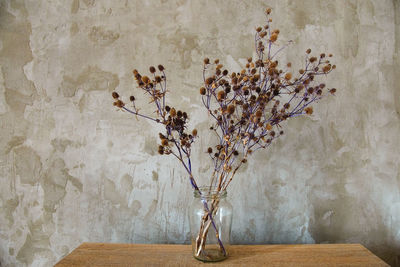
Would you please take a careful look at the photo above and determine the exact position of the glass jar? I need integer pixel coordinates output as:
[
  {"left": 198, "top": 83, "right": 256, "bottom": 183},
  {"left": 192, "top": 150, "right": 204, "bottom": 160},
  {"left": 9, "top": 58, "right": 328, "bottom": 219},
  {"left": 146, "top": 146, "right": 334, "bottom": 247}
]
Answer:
[{"left": 189, "top": 186, "right": 233, "bottom": 262}]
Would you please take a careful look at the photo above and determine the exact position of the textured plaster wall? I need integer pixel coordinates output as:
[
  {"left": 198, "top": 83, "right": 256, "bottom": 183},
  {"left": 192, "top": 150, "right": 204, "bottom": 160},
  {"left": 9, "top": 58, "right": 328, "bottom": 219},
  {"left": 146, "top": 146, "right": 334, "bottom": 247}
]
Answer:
[{"left": 0, "top": 0, "right": 399, "bottom": 266}]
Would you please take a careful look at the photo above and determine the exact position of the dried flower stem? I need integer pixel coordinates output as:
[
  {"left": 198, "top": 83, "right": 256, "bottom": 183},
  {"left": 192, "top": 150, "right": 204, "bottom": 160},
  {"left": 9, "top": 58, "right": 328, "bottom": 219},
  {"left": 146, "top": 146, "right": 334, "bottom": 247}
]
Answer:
[{"left": 112, "top": 7, "right": 337, "bottom": 261}]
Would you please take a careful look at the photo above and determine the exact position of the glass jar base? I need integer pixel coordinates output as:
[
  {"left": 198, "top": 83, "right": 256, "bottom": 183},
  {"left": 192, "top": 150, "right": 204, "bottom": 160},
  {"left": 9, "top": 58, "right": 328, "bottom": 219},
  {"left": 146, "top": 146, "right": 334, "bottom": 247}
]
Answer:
[{"left": 193, "top": 248, "right": 228, "bottom": 262}]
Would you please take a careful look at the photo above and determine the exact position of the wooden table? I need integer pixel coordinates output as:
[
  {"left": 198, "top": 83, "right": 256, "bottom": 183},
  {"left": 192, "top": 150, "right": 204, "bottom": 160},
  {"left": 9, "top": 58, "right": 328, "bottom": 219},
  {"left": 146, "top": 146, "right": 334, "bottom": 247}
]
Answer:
[{"left": 55, "top": 243, "right": 389, "bottom": 266}]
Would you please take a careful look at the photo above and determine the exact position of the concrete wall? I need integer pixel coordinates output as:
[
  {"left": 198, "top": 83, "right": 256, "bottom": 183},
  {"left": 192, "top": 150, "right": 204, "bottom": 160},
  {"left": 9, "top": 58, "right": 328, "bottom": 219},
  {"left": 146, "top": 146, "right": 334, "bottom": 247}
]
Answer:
[{"left": 0, "top": 0, "right": 399, "bottom": 266}]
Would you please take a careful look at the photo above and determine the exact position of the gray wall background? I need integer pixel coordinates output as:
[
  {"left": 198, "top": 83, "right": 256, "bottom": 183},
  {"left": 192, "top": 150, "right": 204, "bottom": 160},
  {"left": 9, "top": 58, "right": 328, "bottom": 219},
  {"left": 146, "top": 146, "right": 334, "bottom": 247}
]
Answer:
[{"left": 0, "top": 0, "right": 399, "bottom": 266}]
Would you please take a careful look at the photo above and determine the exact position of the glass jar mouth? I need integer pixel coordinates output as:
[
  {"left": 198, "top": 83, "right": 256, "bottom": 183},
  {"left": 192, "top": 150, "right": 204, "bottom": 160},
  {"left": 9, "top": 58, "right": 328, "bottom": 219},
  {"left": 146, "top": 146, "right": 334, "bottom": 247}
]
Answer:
[{"left": 194, "top": 186, "right": 227, "bottom": 199}]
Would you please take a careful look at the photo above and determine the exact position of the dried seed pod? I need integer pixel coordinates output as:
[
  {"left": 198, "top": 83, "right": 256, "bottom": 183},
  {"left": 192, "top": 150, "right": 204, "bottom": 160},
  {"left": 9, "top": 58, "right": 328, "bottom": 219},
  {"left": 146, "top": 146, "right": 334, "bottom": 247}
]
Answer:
[
  {"left": 112, "top": 92, "right": 119, "bottom": 99},
  {"left": 270, "top": 33, "right": 278, "bottom": 42},
  {"left": 305, "top": 106, "right": 313, "bottom": 115},
  {"left": 170, "top": 108, "right": 177, "bottom": 117},
  {"left": 227, "top": 105, "right": 235, "bottom": 114},
  {"left": 115, "top": 100, "right": 124, "bottom": 108},
  {"left": 161, "top": 139, "right": 169, "bottom": 146},
  {"left": 142, "top": 76, "right": 150, "bottom": 84},
  {"left": 217, "top": 91, "right": 226, "bottom": 101}
]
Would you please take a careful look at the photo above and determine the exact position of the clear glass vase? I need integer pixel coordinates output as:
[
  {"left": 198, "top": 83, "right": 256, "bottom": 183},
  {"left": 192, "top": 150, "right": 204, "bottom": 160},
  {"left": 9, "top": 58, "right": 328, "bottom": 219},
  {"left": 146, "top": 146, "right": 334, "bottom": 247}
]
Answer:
[{"left": 189, "top": 186, "right": 233, "bottom": 262}]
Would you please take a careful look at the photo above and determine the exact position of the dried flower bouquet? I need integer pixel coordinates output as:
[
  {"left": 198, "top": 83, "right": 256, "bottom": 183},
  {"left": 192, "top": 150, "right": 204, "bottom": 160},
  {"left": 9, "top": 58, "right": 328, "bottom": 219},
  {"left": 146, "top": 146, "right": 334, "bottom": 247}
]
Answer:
[{"left": 112, "top": 8, "right": 336, "bottom": 261}]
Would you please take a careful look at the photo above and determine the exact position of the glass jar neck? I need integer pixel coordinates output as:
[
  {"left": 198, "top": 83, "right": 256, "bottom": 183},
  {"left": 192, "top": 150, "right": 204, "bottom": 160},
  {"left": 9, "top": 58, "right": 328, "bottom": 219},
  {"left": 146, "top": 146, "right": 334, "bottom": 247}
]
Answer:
[{"left": 194, "top": 186, "right": 227, "bottom": 200}]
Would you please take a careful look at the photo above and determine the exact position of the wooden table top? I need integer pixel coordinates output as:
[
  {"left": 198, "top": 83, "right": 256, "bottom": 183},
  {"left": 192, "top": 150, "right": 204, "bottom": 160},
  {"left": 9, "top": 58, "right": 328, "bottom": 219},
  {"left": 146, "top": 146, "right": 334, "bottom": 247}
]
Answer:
[{"left": 55, "top": 243, "right": 388, "bottom": 266}]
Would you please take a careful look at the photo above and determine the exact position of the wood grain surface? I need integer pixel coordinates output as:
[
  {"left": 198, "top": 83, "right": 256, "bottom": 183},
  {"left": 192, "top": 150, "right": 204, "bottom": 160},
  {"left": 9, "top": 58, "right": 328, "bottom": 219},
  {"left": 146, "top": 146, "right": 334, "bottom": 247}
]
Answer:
[{"left": 54, "top": 243, "right": 389, "bottom": 266}]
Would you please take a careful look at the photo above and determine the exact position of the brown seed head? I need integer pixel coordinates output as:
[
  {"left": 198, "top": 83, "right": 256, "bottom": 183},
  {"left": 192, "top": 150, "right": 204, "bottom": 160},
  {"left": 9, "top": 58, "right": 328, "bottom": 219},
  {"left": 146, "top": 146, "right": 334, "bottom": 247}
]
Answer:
[
  {"left": 129, "top": 96, "right": 135, "bottom": 102},
  {"left": 170, "top": 108, "right": 176, "bottom": 117},
  {"left": 158, "top": 65, "right": 165, "bottom": 71},
  {"left": 227, "top": 105, "right": 235, "bottom": 114},
  {"left": 217, "top": 91, "right": 226, "bottom": 101},
  {"left": 142, "top": 76, "right": 150, "bottom": 84},
  {"left": 204, "top": 58, "right": 210, "bottom": 64},
  {"left": 149, "top": 66, "right": 156, "bottom": 73},
  {"left": 112, "top": 92, "right": 119, "bottom": 99},
  {"left": 115, "top": 100, "right": 124, "bottom": 108},
  {"left": 306, "top": 48, "right": 311, "bottom": 54},
  {"left": 200, "top": 87, "right": 206, "bottom": 95},
  {"left": 192, "top": 129, "right": 198, "bottom": 136},
  {"left": 323, "top": 65, "right": 331, "bottom": 73},
  {"left": 270, "top": 33, "right": 278, "bottom": 42},
  {"left": 161, "top": 139, "right": 169, "bottom": 146},
  {"left": 155, "top": 76, "right": 162, "bottom": 83},
  {"left": 284, "top": 72, "right": 292, "bottom": 81},
  {"left": 305, "top": 106, "right": 313, "bottom": 115},
  {"left": 205, "top": 77, "right": 214, "bottom": 85}
]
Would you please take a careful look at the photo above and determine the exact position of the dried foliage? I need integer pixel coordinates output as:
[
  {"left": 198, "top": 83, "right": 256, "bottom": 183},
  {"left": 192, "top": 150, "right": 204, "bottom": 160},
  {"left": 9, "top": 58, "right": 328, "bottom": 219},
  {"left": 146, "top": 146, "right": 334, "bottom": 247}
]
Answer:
[
  {"left": 112, "top": 8, "right": 337, "bottom": 257},
  {"left": 112, "top": 8, "right": 336, "bottom": 192}
]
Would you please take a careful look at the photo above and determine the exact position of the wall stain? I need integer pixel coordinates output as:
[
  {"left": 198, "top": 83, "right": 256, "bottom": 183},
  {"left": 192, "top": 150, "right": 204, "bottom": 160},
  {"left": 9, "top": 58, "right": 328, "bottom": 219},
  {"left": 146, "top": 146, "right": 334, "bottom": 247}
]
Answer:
[
  {"left": 0, "top": 1, "right": 37, "bottom": 115},
  {"left": 70, "top": 22, "right": 79, "bottom": 36},
  {"left": 152, "top": 171, "right": 159, "bottom": 181},
  {"left": 41, "top": 158, "right": 82, "bottom": 213},
  {"left": 131, "top": 200, "right": 142, "bottom": 216},
  {"left": 143, "top": 136, "right": 157, "bottom": 156},
  {"left": 14, "top": 146, "right": 42, "bottom": 185},
  {"left": 16, "top": 213, "right": 55, "bottom": 266},
  {"left": 51, "top": 138, "right": 85, "bottom": 153},
  {"left": 71, "top": 0, "right": 80, "bottom": 14},
  {"left": 157, "top": 27, "right": 200, "bottom": 69},
  {"left": 144, "top": 199, "right": 158, "bottom": 222},
  {"left": 104, "top": 178, "right": 125, "bottom": 206},
  {"left": 89, "top": 26, "right": 120, "bottom": 46},
  {"left": 82, "top": 0, "right": 95, "bottom": 7},
  {"left": 2, "top": 196, "right": 19, "bottom": 227},
  {"left": 60, "top": 66, "right": 119, "bottom": 97},
  {"left": 5, "top": 136, "right": 26, "bottom": 154}
]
